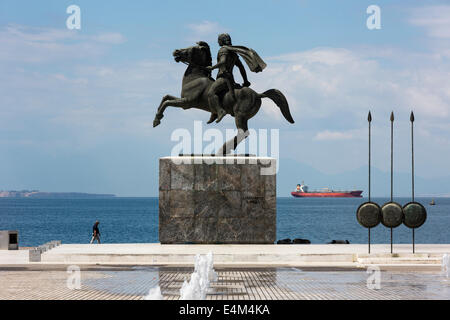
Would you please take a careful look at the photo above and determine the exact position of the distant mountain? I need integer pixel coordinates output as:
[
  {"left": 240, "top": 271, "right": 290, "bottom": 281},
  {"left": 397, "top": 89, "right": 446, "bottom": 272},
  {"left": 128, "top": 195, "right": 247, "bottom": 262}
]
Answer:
[
  {"left": 0, "top": 190, "right": 116, "bottom": 199},
  {"left": 277, "top": 158, "right": 450, "bottom": 198}
]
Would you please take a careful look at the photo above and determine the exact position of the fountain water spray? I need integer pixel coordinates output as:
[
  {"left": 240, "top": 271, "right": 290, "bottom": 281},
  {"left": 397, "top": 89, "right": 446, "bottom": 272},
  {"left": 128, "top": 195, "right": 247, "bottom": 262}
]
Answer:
[
  {"left": 179, "top": 251, "right": 217, "bottom": 300},
  {"left": 442, "top": 254, "right": 450, "bottom": 278},
  {"left": 144, "top": 286, "right": 163, "bottom": 300}
]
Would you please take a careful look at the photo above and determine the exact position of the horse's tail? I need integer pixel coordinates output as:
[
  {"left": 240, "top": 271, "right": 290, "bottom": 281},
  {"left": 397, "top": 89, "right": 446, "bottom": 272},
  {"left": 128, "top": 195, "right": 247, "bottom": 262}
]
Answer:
[{"left": 260, "top": 89, "right": 295, "bottom": 123}]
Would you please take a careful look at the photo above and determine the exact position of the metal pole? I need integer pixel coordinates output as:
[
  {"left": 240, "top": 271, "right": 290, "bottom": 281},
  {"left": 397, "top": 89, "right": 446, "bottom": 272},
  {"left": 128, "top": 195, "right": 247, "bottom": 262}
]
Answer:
[
  {"left": 411, "top": 111, "right": 415, "bottom": 254},
  {"left": 390, "top": 111, "right": 394, "bottom": 203},
  {"left": 390, "top": 112, "right": 394, "bottom": 254},
  {"left": 411, "top": 111, "right": 415, "bottom": 202},
  {"left": 368, "top": 111, "right": 372, "bottom": 203},
  {"left": 368, "top": 111, "right": 372, "bottom": 255},
  {"left": 391, "top": 227, "right": 393, "bottom": 254}
]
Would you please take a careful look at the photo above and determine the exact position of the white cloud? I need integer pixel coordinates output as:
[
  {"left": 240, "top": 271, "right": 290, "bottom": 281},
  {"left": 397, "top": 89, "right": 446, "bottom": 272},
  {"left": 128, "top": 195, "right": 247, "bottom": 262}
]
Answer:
[
  {"left": 0, "top": 25, "right": 126, "bottom": 63},
  {"left": 252, "top": 46, "right": 450, "bottom": 123},
  {"left": 314, "top": 130, "right": 356, "bottom": 141},
  {"left": 186, "top": 21, "right": 228, "bottom": 42},
  {"left": 4, "top": 24, "right": 76, "bottom": 41},
  {"left": 272, "top": 48, "right": 360, "bottom": 66},
  {"left": 410, "top": 6, "right": 450, "bottom": 39},
  {"left": 92, "top": 32, "right": 126, "bottom": 44}
]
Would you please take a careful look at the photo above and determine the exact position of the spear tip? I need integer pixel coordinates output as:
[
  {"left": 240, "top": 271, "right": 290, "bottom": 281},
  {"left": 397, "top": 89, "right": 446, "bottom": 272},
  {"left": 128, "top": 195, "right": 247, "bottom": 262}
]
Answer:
[
  {"left": 368, "top": 111, "right": 372, "bottom": 122},
  {"left": 390, "top": 111, "right": 394, "bottom": 122},
  {"left": 410, "top": 111, "right": 415, "bottom": 122}
]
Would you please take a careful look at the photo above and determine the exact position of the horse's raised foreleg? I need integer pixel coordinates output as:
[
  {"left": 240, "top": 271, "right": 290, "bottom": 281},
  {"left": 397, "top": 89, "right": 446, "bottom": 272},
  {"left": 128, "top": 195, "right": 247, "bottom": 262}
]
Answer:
[
  {"left": 154, "top": 95, "right": 178, "bottom": 126},
  {"left": 216, "top": 116, "right": 249, "bottom": 155},
  {"left": 153, "top": 95, "right": 191, "bottom": 127}
]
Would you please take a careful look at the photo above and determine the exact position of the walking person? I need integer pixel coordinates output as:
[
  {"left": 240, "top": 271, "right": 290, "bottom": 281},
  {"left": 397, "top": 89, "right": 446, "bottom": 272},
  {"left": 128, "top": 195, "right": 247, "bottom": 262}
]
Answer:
[{"left": 90, "top": 220, "right": 101, "bottom": 244}]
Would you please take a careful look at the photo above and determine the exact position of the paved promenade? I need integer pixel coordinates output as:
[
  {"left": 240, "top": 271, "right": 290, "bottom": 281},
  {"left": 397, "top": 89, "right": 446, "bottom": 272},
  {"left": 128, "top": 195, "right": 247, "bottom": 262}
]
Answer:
[
  {"left": 1, "top": 244, "right": 449, "bottom": 300},
  {"left": 0, "top": 265, "right": 449, "bottom": 300}
]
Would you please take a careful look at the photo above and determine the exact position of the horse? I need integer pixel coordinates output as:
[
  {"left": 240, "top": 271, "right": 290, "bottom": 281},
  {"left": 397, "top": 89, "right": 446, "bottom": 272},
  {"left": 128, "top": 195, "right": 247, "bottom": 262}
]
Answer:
[{"left": 153, "top": 41, "right": 294, "bottom": 155}]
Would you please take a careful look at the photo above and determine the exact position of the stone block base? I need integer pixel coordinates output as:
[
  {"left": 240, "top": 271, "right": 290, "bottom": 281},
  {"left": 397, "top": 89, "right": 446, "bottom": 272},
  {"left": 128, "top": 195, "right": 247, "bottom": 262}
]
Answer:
[{"left": 159, "top": 156, "right": 276, "bottom": 244}]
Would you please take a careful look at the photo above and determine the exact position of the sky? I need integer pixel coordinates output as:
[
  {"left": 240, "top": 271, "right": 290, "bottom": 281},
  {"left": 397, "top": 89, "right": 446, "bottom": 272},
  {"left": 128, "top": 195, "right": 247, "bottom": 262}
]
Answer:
[{"left": 1, "top": 0, "right": 450, "bottom": 196}]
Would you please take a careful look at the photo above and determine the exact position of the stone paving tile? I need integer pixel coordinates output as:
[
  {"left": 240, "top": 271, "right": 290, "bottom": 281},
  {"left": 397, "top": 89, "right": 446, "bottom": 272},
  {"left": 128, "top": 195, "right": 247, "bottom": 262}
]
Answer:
[{"left": 0, "top": 267, "right": 449, "bottom": 300}]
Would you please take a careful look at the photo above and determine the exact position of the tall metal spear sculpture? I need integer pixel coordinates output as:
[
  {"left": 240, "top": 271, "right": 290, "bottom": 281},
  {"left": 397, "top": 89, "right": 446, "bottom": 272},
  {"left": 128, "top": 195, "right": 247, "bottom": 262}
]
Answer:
[
  {"left": 402, "top": 111, "right": 427, "bottom": 253},
  {"left": 381, "top": 112, "right": 404, "bottom": 254},
  {"left": 356, "top": 111, "right": 381, "bottom": 254}
]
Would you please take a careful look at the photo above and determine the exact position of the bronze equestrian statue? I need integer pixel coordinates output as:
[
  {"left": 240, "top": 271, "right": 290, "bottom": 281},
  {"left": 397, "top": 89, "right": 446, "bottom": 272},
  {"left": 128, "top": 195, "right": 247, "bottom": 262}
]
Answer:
[{"left": 153, "top": 34, "right": 295, "bottom": 155}]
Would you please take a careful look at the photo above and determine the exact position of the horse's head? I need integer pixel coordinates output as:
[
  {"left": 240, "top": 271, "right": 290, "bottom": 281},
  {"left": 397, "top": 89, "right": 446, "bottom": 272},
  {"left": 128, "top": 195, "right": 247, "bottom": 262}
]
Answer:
[{"left": 173, "top": 41, "right": 212, "bottom": 67}]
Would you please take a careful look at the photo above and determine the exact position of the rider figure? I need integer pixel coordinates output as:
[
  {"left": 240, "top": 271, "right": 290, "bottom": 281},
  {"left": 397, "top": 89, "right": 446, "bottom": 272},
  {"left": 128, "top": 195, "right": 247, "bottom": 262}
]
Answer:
[{"left": 207, "top": 33, "right": 251, "bottom": 123}]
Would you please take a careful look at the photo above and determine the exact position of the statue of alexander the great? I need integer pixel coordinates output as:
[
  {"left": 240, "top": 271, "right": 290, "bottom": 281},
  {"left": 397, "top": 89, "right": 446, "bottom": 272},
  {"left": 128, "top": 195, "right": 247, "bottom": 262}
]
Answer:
[{"left": 153, "top": 34, "right": 294, "bottom": 155}]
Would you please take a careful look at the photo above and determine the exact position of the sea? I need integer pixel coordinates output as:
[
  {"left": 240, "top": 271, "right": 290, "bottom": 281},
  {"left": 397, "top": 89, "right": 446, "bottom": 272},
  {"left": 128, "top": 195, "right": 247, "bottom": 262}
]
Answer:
[{"left": 0, "top": 197, "right": 448, "bottom": 247}]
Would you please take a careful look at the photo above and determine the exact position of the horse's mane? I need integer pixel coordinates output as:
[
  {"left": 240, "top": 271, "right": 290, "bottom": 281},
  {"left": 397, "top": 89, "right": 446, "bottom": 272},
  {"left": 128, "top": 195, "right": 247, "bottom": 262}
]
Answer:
[
  {"left": 184, "top": 41, "right": 213, "bottom": 77},
  {"left": 197, "top": 41, "right": 212, "bottom": 67}
]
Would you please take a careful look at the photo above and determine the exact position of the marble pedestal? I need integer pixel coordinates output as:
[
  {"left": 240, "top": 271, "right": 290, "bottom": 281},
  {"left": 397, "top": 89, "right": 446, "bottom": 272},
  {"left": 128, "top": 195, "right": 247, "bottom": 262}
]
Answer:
[{"left": 159, "top": 156, "right": 276, "bottom": 244}]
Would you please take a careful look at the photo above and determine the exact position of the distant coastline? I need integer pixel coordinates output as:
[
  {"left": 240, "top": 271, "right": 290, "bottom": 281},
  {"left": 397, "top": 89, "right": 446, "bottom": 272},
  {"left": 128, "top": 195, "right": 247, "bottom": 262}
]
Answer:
[{"left": 0, "top": 190, "right": 116, "bottom": 199}]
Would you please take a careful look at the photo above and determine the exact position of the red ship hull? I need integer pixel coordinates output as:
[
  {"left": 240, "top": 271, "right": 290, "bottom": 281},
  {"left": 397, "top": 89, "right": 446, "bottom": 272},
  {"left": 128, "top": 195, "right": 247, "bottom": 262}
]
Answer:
[{"left": 291, "top": 190, "right": 363, "bottom": 198}]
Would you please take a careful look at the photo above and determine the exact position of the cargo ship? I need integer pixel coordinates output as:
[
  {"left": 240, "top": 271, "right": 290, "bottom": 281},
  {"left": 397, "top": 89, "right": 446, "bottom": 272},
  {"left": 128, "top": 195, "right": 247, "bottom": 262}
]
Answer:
[{"left": 291, "top": 183, "right": 363, "bottom": 198}]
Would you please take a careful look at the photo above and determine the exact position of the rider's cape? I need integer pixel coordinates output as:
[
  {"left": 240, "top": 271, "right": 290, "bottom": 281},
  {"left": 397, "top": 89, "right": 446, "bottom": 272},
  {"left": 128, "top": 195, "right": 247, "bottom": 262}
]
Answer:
[{"left": 222, "top": 45, "right": 267, "bottom": 73}]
